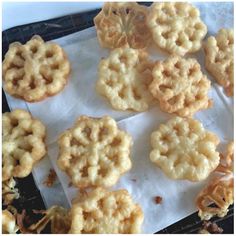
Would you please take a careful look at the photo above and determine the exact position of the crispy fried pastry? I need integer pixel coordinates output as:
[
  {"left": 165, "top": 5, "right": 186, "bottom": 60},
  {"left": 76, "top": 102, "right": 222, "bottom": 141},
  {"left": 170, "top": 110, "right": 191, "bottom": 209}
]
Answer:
[
  {"left": 196, "top": 142, "right": 234, "bottom": 220},
  {"left": 96, "top": 47, "right": 154, "bottom": 111},
  {"left": 149, "top": 55, "right": 212, "bottom": 117},
  {"left": 147, "top": 2, "right": 207, "bottom": 56},
  {"left": 150, "top": 117, "right": 220, "bottom": 181},
  {"left": 197, "top": 175, "right": 233, "bottom": 220},
  {"left": 2, "top": 208, "right": 19, "bottom": 234},
  {"left": 2, "top": 109, "right": 46, "bottom": 181},
  {"left": 57, "top": 116, "right": 132, "bottom": 188},
  {"left": 69, "top": 188, "right": 144, "bottom": 233},
  {"left": 94, "top": 2, "right": 151, "bottom": 49},
  {"left": 204, "top": 29, "right": 234, "bottom": 96},
  {"left": 3, "top": 35, "right": 70, "bottom": 102},
  {"left": 2, "top": 178, "right": 19, "bottom": 205}
]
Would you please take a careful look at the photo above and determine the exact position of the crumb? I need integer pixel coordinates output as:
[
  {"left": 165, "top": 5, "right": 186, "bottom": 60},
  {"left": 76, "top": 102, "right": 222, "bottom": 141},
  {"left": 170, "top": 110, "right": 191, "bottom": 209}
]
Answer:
[
  {"left": 68, "top": 182, "right": 73, "bottom": 187},
  {"left": 131, "top": 178, "right": 137, "bottom": 182},
  {"left": 154, "top": 196, "right": 162, "bottom": 204},
  {"left": 43, "top": 169, "right": 57, "bottom": 187},
  {"left": 198, "top": 221, "right": 223, "bottom": 234}
]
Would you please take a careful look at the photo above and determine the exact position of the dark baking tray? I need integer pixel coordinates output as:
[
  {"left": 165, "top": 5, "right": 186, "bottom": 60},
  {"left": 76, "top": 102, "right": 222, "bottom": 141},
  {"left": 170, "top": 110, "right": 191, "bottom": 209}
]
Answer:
[{"left": 2, "top": 3, "right": 234, "bottom": 234}]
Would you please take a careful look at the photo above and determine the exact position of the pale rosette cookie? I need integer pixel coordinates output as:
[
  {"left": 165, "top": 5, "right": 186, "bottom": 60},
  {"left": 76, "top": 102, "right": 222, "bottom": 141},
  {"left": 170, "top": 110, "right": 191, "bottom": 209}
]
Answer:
[
  {"left": 2, "top": 208, "right": 19, "bottom": 234},
  {"left": 96, "top": 47, "right": 154, "bottom": 111},
  {"left": 2, "top": 178, "right": 19, "bottom": 205},
  {"left": 204, "top": 29, "right": 234, "bottom": 96},
  {"left": 94, "top": 2, "right": 151, "bottom": 49},
  {"left": 196, "top": 142, "right": 234, "bottom": 220},
  {"left": 69, "top": 188, "right": 144, "bottom": 233},
  {"left": 2, "top": 109, "right": 46, "bottom": 181},
  {"left": 149, "top": 55, "right": 212, "bottom": 117},
  {"left": 147, "top": 2, "right": 207, "bottom": 56},
  {"left": 150, "top": 117, "right": 220, "bottom": 181},
  {"left": 3, "top": 35, "right": 70, "bottom": 102},
  {"left": 57, "top": 116, "right": 132, "bottom": 188}
]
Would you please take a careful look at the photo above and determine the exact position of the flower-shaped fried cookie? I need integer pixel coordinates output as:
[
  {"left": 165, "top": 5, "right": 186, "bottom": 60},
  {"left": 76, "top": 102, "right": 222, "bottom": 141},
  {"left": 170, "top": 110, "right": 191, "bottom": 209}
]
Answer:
[
  {"left": 57, "top": 116, "right": 132, "bottom": 188},
  {"left": 196, "top": 142, "right": 234, "bottom": 220},
  {"left": 147, "top": 2, "right": 207, "bottom": 56},
  {"left": 2, "top": 178, "right": 19, "bottom": 205},
  {"left": 204, "top": 29, "right": 234, "bottom": 96},
  {"left": 2, "top": 209, "right": 19, "bottom": 234},
  {"left": 150, "top": 117, "right": 220, "bottom": 181},
  {"left": 69, "top": 188, "right": 143, "bottom": 233},
  {"left": 149, "top": 55, "right": 212, "bottom": 117},
  {"left": 96, "top": 47, "right": 154, "bottom": 111},
  {"left": 2, "top": 109, "right": 46, "bottom": 181},
  {"left": 94, "top": 2, "right": 151, "bottom": 49},
  {"left": 3, "top": 35, "right": 70, "bottom": 102}
]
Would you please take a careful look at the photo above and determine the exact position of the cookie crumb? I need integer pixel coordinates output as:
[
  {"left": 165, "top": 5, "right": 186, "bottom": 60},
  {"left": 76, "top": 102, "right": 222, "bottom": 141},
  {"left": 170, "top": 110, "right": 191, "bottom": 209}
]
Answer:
[
  {"left": 154, "top": 196, "right": 162, "bottom": 204},
  {"left": 43, "top": 169, "right": 57, "bottom": 187}
]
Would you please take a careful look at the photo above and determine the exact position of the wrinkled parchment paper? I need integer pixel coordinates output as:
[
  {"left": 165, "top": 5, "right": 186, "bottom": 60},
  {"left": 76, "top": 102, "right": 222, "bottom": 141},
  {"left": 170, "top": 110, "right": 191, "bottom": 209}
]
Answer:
[{"left": 5, "top": 2, "right": 233, "bottom": 233}]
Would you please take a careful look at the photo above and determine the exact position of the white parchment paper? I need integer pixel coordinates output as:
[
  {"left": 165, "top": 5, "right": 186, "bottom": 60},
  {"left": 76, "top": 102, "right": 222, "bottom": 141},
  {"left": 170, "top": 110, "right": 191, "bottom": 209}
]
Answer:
[{"left": 5, "top": 2, "right": 233, "bottom": 233}]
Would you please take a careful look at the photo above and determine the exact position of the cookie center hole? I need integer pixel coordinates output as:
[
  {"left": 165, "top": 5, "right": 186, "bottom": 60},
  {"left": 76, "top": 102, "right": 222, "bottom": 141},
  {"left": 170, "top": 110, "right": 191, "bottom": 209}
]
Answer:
[
  {"left": 112, "top": 10, "right": 118, "bottom": 15},
  {"left": 162, "top": 31, "right": 169, "bottom": 39},
  {"left": 16, "top": 159, "right": 20, "bottom": 165},
  {"left": 118, "top": 87, "right": 126, "bottom": 99},
  {"left": 25, "top": 130, "right": 33, "bottom": 136},
  {"left": 80, "top": 166, "right": 88, "bottom": 177},
  {"left": 163, "top": 70, "right": 171, "bottom": 77},
  {"left": 168, "top": 96, "right": 177, "bottom": 105},
  {"left": 189, "top": 67, "right": 196, "bottom": 76},
  {"left": 176, "top": 39, "right": 182, "bottom": 46},
  {"left": 109, "top": 63, "right": 120, "bottom": 73},
  {"left": 29, "top": 77, "right": 36, "bottom": 89},
  {"left": 15, "top": 51, "right": 25, "bottom": 61},
  {"left": 82, "top": 127, "right": 91, "bottom": 138},
  {"left": 132, "top": 88, "right": 141, "bottom": 100},
  {"left": 125, "top": 8, "right": 131, "bottom": 14},
  {"left": 189, "top": 35, "right": 195, "bottom": 41},
  {"left": 11, "top": 119, "right": 19, "bottom": 127},
  {"left": 98, "top": 167, "right": 107, "bottom": 177},
  {"left": 98, "top": 127, "right": 108, "bottom": 140},
  {"left": 119, "top": 55, "right": 128, "bottom": 64},
  {"left": 159, "top": 84, "right": 171, "bottom": 92},
  {"left": 46, "top": 50, "right": 54, "bottom": 58},
  {"left": 51, "top": 64, "right": 59, "bottom": 70},
  {"left": 30, "top": 46, "right": 38, "bottom": 54},
  {"left": 71, "top": 138, "right": 83, "bottom": 146},
  {"left": 174, "top": 62, "right": 181, "bottom": 69},
  {"left": 106, "top": 79, "right": 114, "bottom": 87},
  {"left": 111, "top": 138, "right": 121, "bottom": 147},
  {"left": 195, "top": 94, "right": 202, "bottom": 100},
  {"left": 12, "top": 78, "right": 19, "bottom": 86}
]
